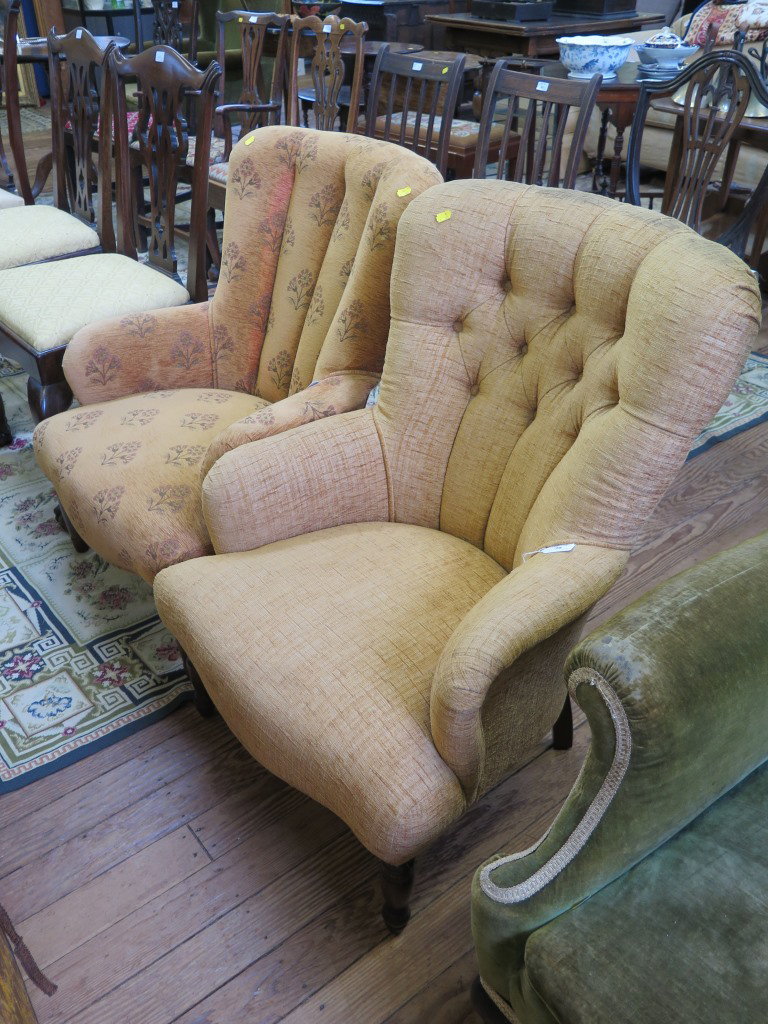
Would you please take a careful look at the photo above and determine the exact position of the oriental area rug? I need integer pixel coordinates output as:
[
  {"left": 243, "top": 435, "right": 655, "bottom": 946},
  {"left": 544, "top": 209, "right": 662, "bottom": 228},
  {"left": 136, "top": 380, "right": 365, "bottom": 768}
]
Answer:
[
  {"left": 0, "top": 349, "right": 766, "bottom": 791},
  {"left": 0, "top": 359, "right": 191, "bottom": 792}
]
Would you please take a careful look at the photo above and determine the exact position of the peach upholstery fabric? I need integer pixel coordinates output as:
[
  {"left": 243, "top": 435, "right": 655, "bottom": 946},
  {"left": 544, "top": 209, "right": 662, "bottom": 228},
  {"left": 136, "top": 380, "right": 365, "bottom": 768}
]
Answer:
[
  {"left": 155, "top": 181, "right": 760, "bottom": 864},
  {"left": 34, "top": 127, "right": 442, "bottom": 582}
]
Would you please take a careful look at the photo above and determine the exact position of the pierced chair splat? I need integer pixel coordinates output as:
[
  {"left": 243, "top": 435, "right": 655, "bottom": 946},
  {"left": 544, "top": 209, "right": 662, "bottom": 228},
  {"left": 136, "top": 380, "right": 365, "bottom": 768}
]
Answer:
[{"left": 289, "top": 14, "right": 368, "bottom": 132}]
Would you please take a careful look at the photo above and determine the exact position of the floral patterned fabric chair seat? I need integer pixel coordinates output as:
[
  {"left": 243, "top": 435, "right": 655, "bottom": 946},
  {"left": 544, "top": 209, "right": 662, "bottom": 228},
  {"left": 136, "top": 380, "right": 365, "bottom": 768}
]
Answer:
[
  {"left": 35, "top": 127, "right": 443, "bottom": 582},
  {"left": 372, "top": 112, "right": 506, "bottom": 151},
  {"left": 35, "top": 384, "right": 267, "bottom": 577}
]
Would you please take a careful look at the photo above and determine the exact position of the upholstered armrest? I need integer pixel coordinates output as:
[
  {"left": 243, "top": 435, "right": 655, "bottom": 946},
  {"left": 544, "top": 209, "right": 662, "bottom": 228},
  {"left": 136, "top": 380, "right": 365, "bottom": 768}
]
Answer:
[
  {"left": 200, "top": 370, "right": 380, "bottom": 477},
  {"left": 202, "top": 406, "right": 390, "bottom": 553},
  {"left": 63, "top": 301, "right": 216, "bottom": 404},
  {"left": 432, "top": 544, "right": 628, "bottom": 799},
  {"left": 472, "top": 531, "right": 768, "bottom": 1010}
]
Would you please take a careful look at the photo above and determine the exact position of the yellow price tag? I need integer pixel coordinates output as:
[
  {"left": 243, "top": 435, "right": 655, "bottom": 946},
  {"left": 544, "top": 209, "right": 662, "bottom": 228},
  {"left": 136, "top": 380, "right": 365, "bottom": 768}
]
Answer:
[
  {"left": 238, "top": 15, "right": 243, "bottom": 21},
  {"left": 339, "top": 21, "right": 345, "bottom": 28},
  {"left": 442, "top": 66, "right": 449, "bottom": 74},
  {"left": 244, "top": 135, "right": 255, "bottom": 146},
  {"left": 396, "top": 186, "right": 412, "bottom": 197},
  {"left": 436, "top": 209, "right": 452, "bottom": 223}
]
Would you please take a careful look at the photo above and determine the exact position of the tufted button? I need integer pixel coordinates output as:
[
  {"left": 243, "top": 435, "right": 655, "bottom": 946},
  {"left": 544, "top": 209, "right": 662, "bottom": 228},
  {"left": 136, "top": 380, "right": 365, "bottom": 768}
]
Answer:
[
  {"left": 519, "top": 343, "right": 528, "bottom": 356},
  {"left": 453, "top": 319, "right": 463, "bottom": 333},
  {"left": 469, "top": 384, "right": 480, "bottom": 397},
  {"left": 502, "top": 280, "right": 513, "bottom": 293}
]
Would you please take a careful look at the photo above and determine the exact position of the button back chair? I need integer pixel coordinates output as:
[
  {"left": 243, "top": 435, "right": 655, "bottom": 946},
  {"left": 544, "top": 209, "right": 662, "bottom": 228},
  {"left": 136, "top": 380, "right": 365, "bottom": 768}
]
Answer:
[
  {"left": 153, "top": 180, "right": 760, "bottom": 932},
  {"left": 474, "top": 61, "right": 602, "bottom": 185},
  {"left": 0, "top": 44, "right": 219, "bottom": 422},
  {"left": 33, "top": 127, "right": 443, "bottom": 582}
]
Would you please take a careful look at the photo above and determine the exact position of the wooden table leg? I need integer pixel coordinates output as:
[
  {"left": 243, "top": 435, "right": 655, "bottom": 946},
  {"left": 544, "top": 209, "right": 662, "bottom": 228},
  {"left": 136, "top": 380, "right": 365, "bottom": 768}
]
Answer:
[
  {"left": 0, "top": 397, "right": 11, "bottom": 447},
  {"left": 592, "top": 106, "right": 610, "bottom": 194}
]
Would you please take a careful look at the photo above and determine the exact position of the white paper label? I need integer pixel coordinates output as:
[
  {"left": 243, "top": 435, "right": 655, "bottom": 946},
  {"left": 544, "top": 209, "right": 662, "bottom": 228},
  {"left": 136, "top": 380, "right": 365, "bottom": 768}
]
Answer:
[
  {"left": 412, "top": 61, "right": 423, "bottom": 70},
  {"left": 521, "top": 543, "right": 576, "bottom": 562},
  {"left": 76, "top": 28, "right": 83, "bottom": 38},
  {"left": 249, "top": 14, "right": 258, "bottom": 21},
  {"left": 172, "top": 1, "right": 178, "bottom": 7},
  {"left": 536, "top": 80, "right": 549, "bottom": 92},
  {"left": 323, "top": 23, "right": 331, "bottom": 32},
  {"left": 155, "top": 50, "right": 165, "bottom": 62}
]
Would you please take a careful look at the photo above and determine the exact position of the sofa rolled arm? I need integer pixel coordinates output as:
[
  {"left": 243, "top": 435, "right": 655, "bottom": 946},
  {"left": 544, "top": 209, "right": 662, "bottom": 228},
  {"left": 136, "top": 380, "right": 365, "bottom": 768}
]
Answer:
[
  {"left": 200, "top": 370, "right": 381, "bottom": 477},
  {"left": 202, "top": 406, "right": 390, "bottom": 553},
  {"left": 432, "top": 544, "right": 628, "bottom": 800},
  {"left": 472, "top": 531, "right": 768, "bottom": 1011},
  {"left": 63, "top": 301, "right": 216, "bottom": 404}
]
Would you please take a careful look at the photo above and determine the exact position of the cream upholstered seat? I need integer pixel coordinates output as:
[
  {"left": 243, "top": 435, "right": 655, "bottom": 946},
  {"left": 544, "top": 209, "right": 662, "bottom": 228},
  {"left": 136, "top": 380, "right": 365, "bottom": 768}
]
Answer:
[
  {"left": 153, "top": 180, "right": 760, "bottom": 930},
  {"left": 0, "top": 188, "right": 24, "bottom": 210},
  {"left": 0, "top": 254, "right": 188, "bottom": 350},
  {"left": 34, "top": 127, "right": 443, "bottom": 582},
  {"left": 0, "top": 206, "right": 100, "bottom": 271}
]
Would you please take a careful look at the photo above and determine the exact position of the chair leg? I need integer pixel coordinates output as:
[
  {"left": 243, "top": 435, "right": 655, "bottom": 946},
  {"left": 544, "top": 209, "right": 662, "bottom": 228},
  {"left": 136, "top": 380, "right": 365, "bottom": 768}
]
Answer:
[
  {"left": 0, "top": 396, "right": 11, "bottom": 447},
  {"left": 54, "top": 503, "right": 90, "bottom": 553},
  {"left": 380, "top": 858, "right": 415, "bottom": 935},
  {"left": 552, "top": 695, "right": 573, "bottom": 751},
  {"left": 471, "top": 977, "right": 515, "bottom": 1024},
  {"left": 180, "top": 649, "right": 217, "bottom": 718},
  {"left": 27, "top": 377, "right": 73, "bottom": 424}
]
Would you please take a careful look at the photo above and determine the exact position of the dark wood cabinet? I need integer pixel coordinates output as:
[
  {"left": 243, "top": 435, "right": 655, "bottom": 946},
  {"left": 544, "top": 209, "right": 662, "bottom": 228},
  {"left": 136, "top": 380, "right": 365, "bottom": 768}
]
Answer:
[{"left": 340, "top": 0, "right": 469, "bottom": 47}]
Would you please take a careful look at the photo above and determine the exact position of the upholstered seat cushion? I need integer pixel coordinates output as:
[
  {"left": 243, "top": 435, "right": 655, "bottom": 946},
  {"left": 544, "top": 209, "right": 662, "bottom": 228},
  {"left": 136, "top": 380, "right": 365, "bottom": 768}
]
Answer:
[
  {"left": 208, "top": 159, "right": 229, "bottom": 186},
  {"left": 373, "top": 112, "right": 506, "bottom": 151},
  {"left": 0, "top": 188, "right": 24, "bottom": 210},
  {"left": 519, "top": 762, "right": 768, "bottom": 1024},
  {"left": 185, "top": 133, "right": 227, "bottom": 166},
  {"left": 0, "top": 205, "right": 100, "bottom": 271},
  {"left": 155, "top": 522, "right": 508, "bottom": 863},
  {"left": 0, "top": 253, "right": 189, "bottom": 351},
  {"left": 34, "top": 387, "right": 267, "bottom": 579}
]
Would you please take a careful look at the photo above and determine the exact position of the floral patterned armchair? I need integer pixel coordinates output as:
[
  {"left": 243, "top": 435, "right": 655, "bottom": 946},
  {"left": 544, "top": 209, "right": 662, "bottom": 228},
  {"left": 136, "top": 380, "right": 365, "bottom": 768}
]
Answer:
[{"left": 33, "top": 126, "right": 442, "bottom": 582}]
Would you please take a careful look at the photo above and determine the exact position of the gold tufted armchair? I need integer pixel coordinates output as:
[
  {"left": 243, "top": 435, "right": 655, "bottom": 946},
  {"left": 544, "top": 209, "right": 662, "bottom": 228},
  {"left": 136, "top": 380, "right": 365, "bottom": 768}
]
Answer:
[
  {"left": 154, "top": 181, "right": 760, "bottom": 930},
  {"left": 33, "top": 126, "right": 442, "bottom": 583}
]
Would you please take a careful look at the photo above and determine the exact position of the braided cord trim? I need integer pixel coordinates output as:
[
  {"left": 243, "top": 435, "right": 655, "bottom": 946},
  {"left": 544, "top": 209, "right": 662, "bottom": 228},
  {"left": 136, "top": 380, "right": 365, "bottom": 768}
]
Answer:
[{"left": 479, "top": 668, "right": 631, "bottom": 904}]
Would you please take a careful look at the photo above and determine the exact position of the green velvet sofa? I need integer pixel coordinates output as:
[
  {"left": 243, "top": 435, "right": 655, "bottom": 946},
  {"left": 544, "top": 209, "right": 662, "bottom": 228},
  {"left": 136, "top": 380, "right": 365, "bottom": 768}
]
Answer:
[{"left": 472, "top": 530, "right": 768, "bottom": 1024}]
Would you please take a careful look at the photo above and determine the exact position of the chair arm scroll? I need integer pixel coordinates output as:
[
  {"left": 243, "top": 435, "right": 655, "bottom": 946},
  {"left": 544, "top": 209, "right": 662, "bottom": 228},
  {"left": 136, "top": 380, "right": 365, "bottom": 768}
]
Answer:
[
  {"left": 431, "top": 545, "right": 628, "bottom": 799},
  {"left": 62, "top": 301, "right": 215, "bottom": 404}
]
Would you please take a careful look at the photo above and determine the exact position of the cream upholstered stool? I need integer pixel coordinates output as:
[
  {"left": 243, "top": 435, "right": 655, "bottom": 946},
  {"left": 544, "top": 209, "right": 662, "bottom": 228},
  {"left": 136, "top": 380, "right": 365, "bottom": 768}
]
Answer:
[
  {"left": 153, "top": 180, "right": 761, "bottom": 932},
  {"left": 33, "top": 127, "right": 442, "bottom": 582}
]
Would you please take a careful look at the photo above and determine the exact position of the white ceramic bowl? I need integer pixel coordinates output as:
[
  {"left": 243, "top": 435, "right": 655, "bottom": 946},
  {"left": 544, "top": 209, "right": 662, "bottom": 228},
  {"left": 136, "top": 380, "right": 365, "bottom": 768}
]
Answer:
[
  {"left": 556, "top": 35, "right": 635, "bottom": 80},
  {"left": 636, "top": 43, "right": 699, "bottom": 68}
]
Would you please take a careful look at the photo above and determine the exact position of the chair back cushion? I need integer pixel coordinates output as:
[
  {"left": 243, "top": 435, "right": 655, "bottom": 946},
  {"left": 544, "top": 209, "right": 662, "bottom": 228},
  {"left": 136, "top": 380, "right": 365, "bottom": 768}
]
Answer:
[
  {"left": 211, "top": 126, "right": 443, "bottom": 400},
  {"left": 374, "top": 181, "right": 760, "bottom": 570}
]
